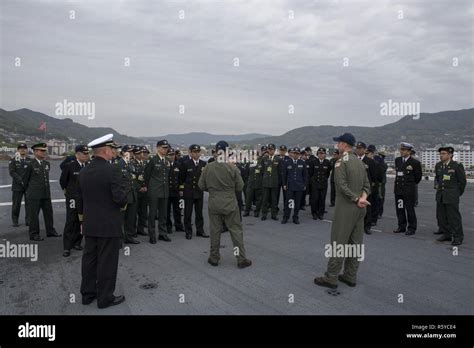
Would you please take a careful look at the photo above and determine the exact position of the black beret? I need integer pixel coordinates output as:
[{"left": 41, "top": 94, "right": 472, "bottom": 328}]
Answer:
[
  {"left": 17, "top": 143, "right": 28, "bottom": 149},
  {"left": 156, "top": 139, "right": 169, "bottom": 147}
]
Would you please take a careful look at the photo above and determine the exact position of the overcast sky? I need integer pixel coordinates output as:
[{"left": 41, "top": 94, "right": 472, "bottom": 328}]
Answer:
[{"left": 1, "top": 0, "right": 472, "bottom": 137}]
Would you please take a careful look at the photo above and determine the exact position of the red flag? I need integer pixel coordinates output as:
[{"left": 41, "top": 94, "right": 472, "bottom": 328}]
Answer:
[{"left": 39, "top": 122, "right": 46, "bottom": 131}]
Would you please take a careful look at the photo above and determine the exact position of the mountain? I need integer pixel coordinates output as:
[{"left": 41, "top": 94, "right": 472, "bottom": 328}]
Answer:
[
  {"left": 0, "top": 108, "right": 142, "bottom": 145},
  {"left": 247, "top": 109, "right": 474, "bottom": 148},
  {"left": 142, "top": 132, "right": 270, "bottom": 146}
]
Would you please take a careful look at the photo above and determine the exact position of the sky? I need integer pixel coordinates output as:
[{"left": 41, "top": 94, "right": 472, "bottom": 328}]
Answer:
[{"left": 0, "top": 0, "right": 472, "bottom": 137}]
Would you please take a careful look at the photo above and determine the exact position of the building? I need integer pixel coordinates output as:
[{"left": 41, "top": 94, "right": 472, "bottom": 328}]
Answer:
[
  {"left": 420, "top": 142, "right": 474, "bottom": 170},
  {"left": 47, "top": 139, "right": 68, "bottom": 156}
]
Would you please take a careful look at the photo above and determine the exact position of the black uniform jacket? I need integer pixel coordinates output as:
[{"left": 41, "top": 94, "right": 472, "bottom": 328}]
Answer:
[{"left": 77, "top": 156, "right": 127, "bottom": 238}]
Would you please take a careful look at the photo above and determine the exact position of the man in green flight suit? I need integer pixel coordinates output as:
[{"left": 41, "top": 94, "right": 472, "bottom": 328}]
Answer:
[
  {"left": 23, "top": 143, "right": 61, "bottom": 241},
  {"left": 198, "top": 141, "right": 252, "bottom": 269},
  {"left": 314, "top": 133, "right": 370, "bottom": 289},
  {"left": 434, "top": 146, "right": 467, "bottom": 246},
  {"left": 9, "top": 143, "right": 31, "bottom": 227}
]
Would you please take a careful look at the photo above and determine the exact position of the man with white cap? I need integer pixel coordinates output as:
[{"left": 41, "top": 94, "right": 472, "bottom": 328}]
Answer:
[
  {"left": 393, "top": 142, "right": 422, "bottom": 236},
  {"left": 77, "top": 134, "right": 127, "bottom": 309}
]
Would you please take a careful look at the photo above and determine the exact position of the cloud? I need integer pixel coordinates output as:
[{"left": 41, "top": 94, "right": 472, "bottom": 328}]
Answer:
[{"left": 1, "top": 0, "right": 472, "bottom": 137}]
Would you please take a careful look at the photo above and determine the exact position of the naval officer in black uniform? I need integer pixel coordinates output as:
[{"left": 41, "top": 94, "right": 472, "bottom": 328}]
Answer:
[
  {"left": 77, "top": 134, "right": 127, "bottom": 309},
  {"left": 59, "top": 145, "right": 90, "bottom": 257},
  {"left": 393, "top": 142, "right": 422, "bottom": 235}
]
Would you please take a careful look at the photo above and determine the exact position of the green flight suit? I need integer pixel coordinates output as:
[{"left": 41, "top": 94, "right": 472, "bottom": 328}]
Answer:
[
  {"left": 23, "top": 158, "right": 57, "bottom": 238},
  {"left": 198, "top": 161, "right": 247, "bottom": 263},
  {"left": 325, "top": 152, "right": 370, "bottom": 285},
  {"left": 434, "top": 160, "right": 466, "bottom": 242},
  {"left": 9, "top": 156, "right": 31, "bottom": 225}
]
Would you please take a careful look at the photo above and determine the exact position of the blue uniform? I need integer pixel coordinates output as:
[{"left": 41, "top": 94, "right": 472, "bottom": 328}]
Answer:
[{"left": 281, "top": 159, "right": 308, "bottom": 219}]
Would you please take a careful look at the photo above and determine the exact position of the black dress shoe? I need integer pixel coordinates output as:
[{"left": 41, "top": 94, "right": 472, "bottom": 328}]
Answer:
[
  {"left": 186, "top": 234, "right": 192, "bottom": 240},
  {"left": 433, "top": 231, "right": 443, "bottom": 235},
  {"left": 261, "top": 216, "right": 267, "bottom": 221},
  {"left": 451, "top": 240, "right": 462, "bottom": 246},
  {"left": 338, "top": 275, "right": 356, "bottom": 287},
  {"left": 364, "top": 229, "right": 372, "bottom": 235},
  {"left": 73, "top": 245, "right": 83, "bottom": 251},
  {"left": 159, "top": 235, "right": 171, "bottom": 242},
  {"left": 405, "top": 230, "right": 415, "bottom": 236},
  {"left": 30, "top": 236, "right": 44, "bottom": 241},
  {"left": 47, "top": 232, "right": 62, "bottom": 237},
  {"left": 237, "top": 259, "right": 252, "bottom": 269},
  {"left": 82, "top": 296, "right": 96, "bottom": 305},
  {"left": 437, "top": 236, "right": 452, "bottom": 242},
  {"left": 243, "top": 211, "right": 250, "bottom": 217},
  {"left": 393, "top": 229, "right": 406, "bottom": 233},
  {"left": 208, "top": 259, "right": 218, "bottom": 267},
  {"left": 197, "top": 233, "right": 210, "bottom": 238},
  {"left": 98, "top": 295, "right": 125, "bottom": 309},
  {"left": 124, "top": 238, "right": 140, "bottom": 244},
  {"left": 12, "top": 222, "right": 20, "bottom": 227},
  {"left": 318, "top": 215, "right": 324, "bottom": 220},
  {"left": 149, "top": 236, "right": 157, "bottom": 244},
  {"left": 63, "top": 250, "right": 71, "bottom": 257},
  {"left": 293, "top": 218, "right": 300, "bottom": 224},
  {"left": 281, "top": 218, "right": 288, "bottom": 224},
  {"left": 313, "top": 277, "right": 337, "bottom": 289}
]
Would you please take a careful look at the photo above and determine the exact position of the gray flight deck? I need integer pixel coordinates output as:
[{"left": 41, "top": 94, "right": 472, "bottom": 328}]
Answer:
[{"left": 0, "top": 161, "right": 473, "bottom": 315}]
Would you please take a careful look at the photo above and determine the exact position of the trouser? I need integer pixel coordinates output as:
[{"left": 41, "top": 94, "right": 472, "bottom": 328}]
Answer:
[
  {"left": 370, "top": 185, "right": 380, "bottom": 223},
  {"left": 326, "top": 204, "right": 366, "bottom": 284},
  {"left": 395, "top": 194, "right": 417, "bottom": 232},
  {"left": 236, "top": 191, "right": 243, "bottom": 220},
  {"left": 364, "top": 194, "right": 376, "bottom": 230},
  {"left": 208, "top": 209, "right": 246, "bottom": 263},
  {"left": 261, "top": 187, "right": 279, "bottom": 217},
  {"left": 283, "top": 190, "right": 303, "bottom": 219},
  {"left": 184, "top": 197, "right": 204, "bottom": 235},
  {"left": 300, "top": 191, "right": 306, "bottom": 207},
  {"left": 245, "top": 187, "right": 262, "bottom": 213},
  {"left": 63, "top": 197, "right": 82, "bottom": 250},
  {"left": 311, "top": 186, "right": 328, "bottom": 216},
  {"left": 276, "top": 185, "right": 286, "bottom": 209},
  {"left": 330, "top": 180, "right": 336, "bottom": 205},
  {"left": 28, "top": 198, "right": 56, "bottom": 238},
  {"left": 148, "top": 197, "right": 168, "bottom": 238},
  {"left": 123, "top": 200, "right": 138, "bottom": 240},
  {"left": 136, "top": 193, "right": 148, "bottom": 234},
  {"left": 379, "top": 182, "right": 386, "bottom": 216},
  {"left": 81, "top": 236, "right": 120, "bottom": 307},
  {"left": 437, "top": 201, "right": 463, "bottom": 241},
  {"left": 167, "top": 196, "right": 183, "bottom": 233},
  {"left": 11, "top": 190, "right": 29, "bottom": 225}
]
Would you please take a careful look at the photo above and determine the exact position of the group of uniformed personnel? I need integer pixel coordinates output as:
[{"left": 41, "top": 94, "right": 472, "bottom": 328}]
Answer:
[{"left": 8, "top": 135, "right": 468, "bottom": 277}]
